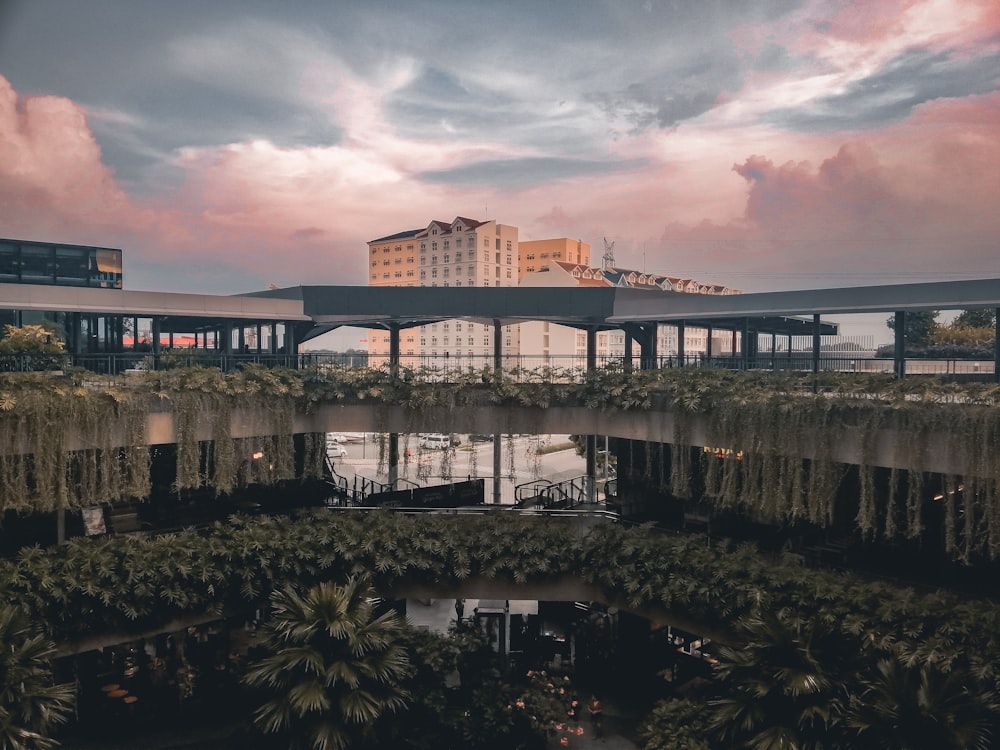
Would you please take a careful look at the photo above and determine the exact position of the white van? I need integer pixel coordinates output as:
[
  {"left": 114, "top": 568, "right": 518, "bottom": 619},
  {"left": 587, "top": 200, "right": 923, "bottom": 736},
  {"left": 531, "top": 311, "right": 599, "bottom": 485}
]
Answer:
[{"left": 420, "top": 434, "right": 451, "bottom": 450}]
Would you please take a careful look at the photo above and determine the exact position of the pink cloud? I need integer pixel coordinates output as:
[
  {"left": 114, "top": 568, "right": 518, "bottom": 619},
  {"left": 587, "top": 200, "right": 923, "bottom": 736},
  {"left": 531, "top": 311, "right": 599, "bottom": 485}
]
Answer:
[{"left": 0, "top": 76, "right": 187, "bottom": 253}]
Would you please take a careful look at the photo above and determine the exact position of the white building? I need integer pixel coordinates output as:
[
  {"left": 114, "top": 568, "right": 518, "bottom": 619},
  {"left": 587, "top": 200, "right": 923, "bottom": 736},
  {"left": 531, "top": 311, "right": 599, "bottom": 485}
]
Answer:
[{"left": 367, "top": 217, "right": 520, "bottom": 366}]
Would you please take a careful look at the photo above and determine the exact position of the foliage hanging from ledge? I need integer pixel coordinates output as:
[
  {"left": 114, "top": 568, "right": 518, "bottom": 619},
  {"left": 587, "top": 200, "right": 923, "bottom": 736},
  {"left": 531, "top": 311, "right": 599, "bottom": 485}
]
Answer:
[{"left": 1, "top": 363, "right": 1000, "bottom": 560}]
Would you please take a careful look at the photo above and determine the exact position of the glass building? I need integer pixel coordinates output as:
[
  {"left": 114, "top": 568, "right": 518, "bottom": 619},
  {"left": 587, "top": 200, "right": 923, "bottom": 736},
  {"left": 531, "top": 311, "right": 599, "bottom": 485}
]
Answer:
[{"left": 0, "top": 238, "right": 123, "bottom": 289}]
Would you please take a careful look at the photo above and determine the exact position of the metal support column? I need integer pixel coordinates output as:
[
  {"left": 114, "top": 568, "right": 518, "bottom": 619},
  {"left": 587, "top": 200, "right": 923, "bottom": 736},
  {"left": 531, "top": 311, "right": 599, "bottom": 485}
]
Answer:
[
  {"left": 585, "top": 327, "right": 597, "bottom": 503},
  {"left": 812, "top": 314, "right": 822, "bottom": 392},
  {"left": 493, "top": 319, "right": 503, "bottom": 505},
  {"left": 151, "top": 317, "right": 162, "bottom": 358},
  {"left": 621, "top": 323, "right": 659, "bottom": 369},
  {"left": 741, "top": 318, "right": 750, "bottom": 370},
  {"left": 71, "top": 313, "right": 83, "bottom": 356},
  {"left": 388, "top": 324, "right": 401, "bottom": 489},
  {"left": 705, "top": 324, "right": 713, "bottom": 364},
  {"left": 623, "top": 331, "right": 633, "bottom": 372},
  {"left": 812, "top": 314, "right": 821, "bottom": 374},
  {"left": 894, "top": 311, "right": 906, "bottom": 379},
  {"left": 676, "top": 320, "right": 686, "bottom": 367}
]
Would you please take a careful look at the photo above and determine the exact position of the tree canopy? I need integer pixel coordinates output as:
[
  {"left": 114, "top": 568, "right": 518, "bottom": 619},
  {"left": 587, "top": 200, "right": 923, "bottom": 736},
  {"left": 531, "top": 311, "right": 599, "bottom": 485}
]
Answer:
[{"left": 885, "top": 311, "right": 939, "bottom": 345}]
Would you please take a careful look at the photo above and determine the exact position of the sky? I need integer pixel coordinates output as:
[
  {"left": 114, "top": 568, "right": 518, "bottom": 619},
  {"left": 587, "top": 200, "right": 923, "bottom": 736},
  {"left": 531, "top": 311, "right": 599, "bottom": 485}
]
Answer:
[{"left": 1, "top": 0, "right": 998, "bottom": 344}]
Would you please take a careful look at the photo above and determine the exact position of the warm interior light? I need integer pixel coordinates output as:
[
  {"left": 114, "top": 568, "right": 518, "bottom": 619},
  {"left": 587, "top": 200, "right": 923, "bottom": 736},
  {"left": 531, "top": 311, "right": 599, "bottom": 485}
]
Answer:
[{"left": 252, "top": 451, "right": 264, "bottom": 460}]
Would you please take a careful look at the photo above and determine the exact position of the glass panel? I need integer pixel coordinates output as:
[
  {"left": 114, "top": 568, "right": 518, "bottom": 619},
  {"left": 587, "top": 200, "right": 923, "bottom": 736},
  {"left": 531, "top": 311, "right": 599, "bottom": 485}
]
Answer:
[
  {"left": 93, "top": 248, "right": 123, "bottom": 288},
  {"left": 56, "top": 247, "right": 88, "bottom": 286},
  {"left": 20, "top": 246, "right": 54, "bottom": 283},
  {"left": 0, "top": 242, "right": 18, "bottom": 281}
]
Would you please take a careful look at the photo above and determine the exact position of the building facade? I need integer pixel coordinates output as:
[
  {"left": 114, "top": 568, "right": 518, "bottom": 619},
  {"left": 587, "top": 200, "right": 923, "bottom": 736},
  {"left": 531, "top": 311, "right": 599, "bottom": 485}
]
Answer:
[
  {"left": 518, "top": 237, "right": 590, "bottom": 278},
  {"left": 367, "top": 217, "right": 520, "bottom": 365}
]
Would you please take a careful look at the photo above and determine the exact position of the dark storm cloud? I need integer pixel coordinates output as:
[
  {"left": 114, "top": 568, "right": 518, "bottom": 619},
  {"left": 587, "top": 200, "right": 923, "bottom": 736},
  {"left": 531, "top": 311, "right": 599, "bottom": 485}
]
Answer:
[
  {"left": 418, "top": 156, "right": 648, "bottom": 186},
  {"left": 768, "top": 46, "right": 1000, "bottom": 131}
]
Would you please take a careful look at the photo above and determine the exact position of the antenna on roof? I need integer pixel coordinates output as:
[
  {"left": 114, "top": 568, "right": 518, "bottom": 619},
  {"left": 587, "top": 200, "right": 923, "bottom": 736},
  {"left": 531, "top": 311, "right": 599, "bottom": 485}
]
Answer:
[{"left": 602, "top": 237, "right": 616, "bottom": 270}]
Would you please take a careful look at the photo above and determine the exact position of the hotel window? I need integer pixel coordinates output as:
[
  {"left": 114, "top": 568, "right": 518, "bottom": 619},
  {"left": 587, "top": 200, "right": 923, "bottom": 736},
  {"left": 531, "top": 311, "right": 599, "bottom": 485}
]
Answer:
[
  {"left": 443, "top": 268, "right": 450, "bottom": 277},
  {"left": 468, "top": 337, "right": 475, "bottom": 345},
  {"left": 541, "top": 252, "right": 549, "bottom": 258},
  {"left": 483, "top": 238, "right": 489, "bottom": 247},
  {"left": 395, "top": 258, "right": 402, "bottom": 264},
  {"left": 371, "top": 247, "right": 377, "bottom": 255},
  {"left": 371, "top": 260, "right": 378, "bottom": 267},
  {"left": 406, "top": 270, "right": 414, "bottom": 277},
  {"left": 382, "top": 272, "right": 389, "bottom": 278},
  {"left": 420, "top": 256, "right": 426, "bottom": 265},
  {"left": 383, "top": 260, "right": 390, "bottom": 266},
  {"left": 456, "top": 238, "right": 462, "bottom": 247},
  {"left": 456, "top": 280, "right": 462, "bottom": 286},
  {"left": 468, "top": 278, "right": 474, "bottom": 286},
  {"left": 432, "top": 229, "right": 438, "bottom": 235},
  {"left": 456, "top": 252, "right": 462, "bottom": 262},
  {"left": 469, "top": 249, "right": 475, "bottom": 259},
  {"left": 506, "top": 255, "right": 511, "bottom": 264},
  {"left": 456, "top": 323, "right": 462, "bottom": 331},
  {"left": 394, "top": 245, "right": 401, "bottom": 251},
  {"left": 506, "top": 270, "right": 512, "bottom": 278},
  {"left": 394, "top": 271, "right": 402, "bottom": 278},
  {"left": 506, "top": 241, "right": 512, "bottom": 251},
  {"left": 431, "top": 269, "right": 438, "bottom": 277},
  {"left": 431, "top": 256, "right": 437, "bottom": 264},
  {"left": 407, "top": 256, "right": 414, "bottom": 263},
  {"left": 420, "top": 243, "right": 426, "bottom": 250},
  {"left": 420, "top": 270, "right": 426, "bottom": 279},
  {"left": 554, "top": 251, "right": 561, "bottom": 258},
  {"left": 495, "top": 239, "right": 500, "bottom": 250},
  {"left": 407, "top": 244, "right": 414, "bottom": 250},
  {"left": 383, "top": 248, "right": 389, "bottom": 253},
  {"left": 443, "top": 254, "right": 449, "bottom": 263},
  {"left": 432, "top": 242, "right": 437, "bottom": 250},
  {"left": 444, "top": 240, "right": 449, "bottom": 249},
  {"left": 526, "top": 253, "right": 535, "bottom": 260}
]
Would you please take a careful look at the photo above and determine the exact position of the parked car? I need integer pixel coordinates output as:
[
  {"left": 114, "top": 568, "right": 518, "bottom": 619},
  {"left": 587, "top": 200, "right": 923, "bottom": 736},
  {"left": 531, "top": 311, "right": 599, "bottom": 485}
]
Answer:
[
  {"left": 471, "top": 434, "right": 494, "bottom": 442},
  {"left": 420, "top": 434, "right": 451, "bottom": 450},
  {"left": 327, "top": 444, "right": 348, "bottom": 458},
  {"left": 450, "top": 434, "right": 463, "bottom": 447}
]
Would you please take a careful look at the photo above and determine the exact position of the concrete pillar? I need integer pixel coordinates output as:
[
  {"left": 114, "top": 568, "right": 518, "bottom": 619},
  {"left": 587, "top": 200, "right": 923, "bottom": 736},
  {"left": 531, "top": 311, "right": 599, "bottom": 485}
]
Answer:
[{"left": 676, "top": 320, "right": 686, "bottom": 367}]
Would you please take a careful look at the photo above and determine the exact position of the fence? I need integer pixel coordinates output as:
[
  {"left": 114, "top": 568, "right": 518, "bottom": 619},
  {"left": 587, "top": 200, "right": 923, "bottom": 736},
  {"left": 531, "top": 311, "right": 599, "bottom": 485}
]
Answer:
[{"left": 1, "top": 348, "right": 995, "bottom": 380}]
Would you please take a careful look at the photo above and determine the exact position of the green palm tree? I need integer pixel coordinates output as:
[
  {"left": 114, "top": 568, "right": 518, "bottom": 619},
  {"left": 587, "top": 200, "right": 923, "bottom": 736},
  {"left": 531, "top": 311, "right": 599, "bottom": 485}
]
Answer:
[
  {"left": 708, "top": 609, "right": 858, "bottom": 750},
  {"left": 242, "top": 576, "right": 410, "bottom": 750},
  {"left": 0, "top": 605, "right": 75, "bottom": 750},
  {"left": 848, "top": 656, "right": 1000, "bottom": 750}
]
